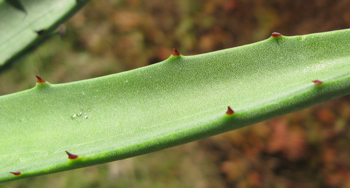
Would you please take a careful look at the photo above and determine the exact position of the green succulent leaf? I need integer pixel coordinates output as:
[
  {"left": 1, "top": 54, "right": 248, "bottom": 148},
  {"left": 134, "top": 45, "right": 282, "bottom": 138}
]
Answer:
[
  {"left": 0, "top": 0, "right": 90, "bottom": 70},
  {"left": 4, "top": 0, "right": 27, "bottom": 15},
  {"left": 2, "top": 29, "right": 350, "bottom": 182}
]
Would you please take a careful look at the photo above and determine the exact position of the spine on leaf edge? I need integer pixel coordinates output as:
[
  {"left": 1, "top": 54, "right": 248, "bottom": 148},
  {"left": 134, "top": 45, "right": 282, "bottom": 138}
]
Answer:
[
  {"left": 65, "top": 150, "right": 79, "bottom": 159},
  {"left": 226, "top": 106, "right": 234, "bottom": 115},
  {"left": 172, "top": 48, "right": 180, "bottom": 56},
  {"left": 312, "top": 80, "right": 323, "bottom": 86},
  {"left": 10, "top": 172, "right": 21, "bottom": 176}
]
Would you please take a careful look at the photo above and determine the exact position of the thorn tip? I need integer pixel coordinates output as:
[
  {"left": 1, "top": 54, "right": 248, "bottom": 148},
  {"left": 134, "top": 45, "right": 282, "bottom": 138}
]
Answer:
[
  {"left": 65, "top": 150, "right": 79, "bottom": 159},
  {"left": 10, "top": 172, "right": 21, "bottom": 176},
  {"left": 226, "top": 106, "right": 234, "bottom": 115},
  {"left": 35, "top": 29, "right": 45, "bottom": 36},
  {"left": 172, "top": 48, "right": 180, "bottom": 56},
  {"left": 271, "top": 32, "right": 282, "bottom": 38},
  {"left": 35, "top": 75, "right": 46, "bottom": 83},
  {"left": 312, "top": 80, "right": 323, "bottom": 86}
]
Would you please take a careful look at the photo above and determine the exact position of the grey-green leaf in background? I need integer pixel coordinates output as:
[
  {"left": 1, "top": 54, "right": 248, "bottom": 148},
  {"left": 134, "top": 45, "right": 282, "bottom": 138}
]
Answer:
[{"left": 0, "top": 0, "right": 90, "bottom": 71}]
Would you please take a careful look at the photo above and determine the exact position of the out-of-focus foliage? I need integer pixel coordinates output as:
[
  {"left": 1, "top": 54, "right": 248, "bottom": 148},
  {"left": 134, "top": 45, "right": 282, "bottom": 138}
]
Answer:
[
  {"left": 0, "top": 0, "right": 90, "bottom": 69},
  {"left": 1, "top": 0, "right": 350, "bottom": 187}
]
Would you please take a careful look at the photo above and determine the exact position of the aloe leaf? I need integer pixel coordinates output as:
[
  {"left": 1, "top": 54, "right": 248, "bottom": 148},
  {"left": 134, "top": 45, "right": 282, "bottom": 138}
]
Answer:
[
  {"left": 0, "top": 0, "right": 90, "bottom": 70},
  {"left": 2, "top": 29, "right": 350, "bottom": 182},
  {"left": 4, "top": 0, "right": 27, "bottom": 15}
]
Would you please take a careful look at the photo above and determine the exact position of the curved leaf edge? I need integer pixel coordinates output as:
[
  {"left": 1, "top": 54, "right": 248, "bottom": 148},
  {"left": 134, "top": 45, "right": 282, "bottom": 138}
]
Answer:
[{"left": 2, "top": 29, "right": 350, "bottom": 182}]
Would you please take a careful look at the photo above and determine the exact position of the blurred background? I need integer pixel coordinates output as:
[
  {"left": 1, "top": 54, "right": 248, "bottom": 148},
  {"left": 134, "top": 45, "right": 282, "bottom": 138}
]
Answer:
[{"left": 2, "top": 0, "right": 350, "bottom": 187}]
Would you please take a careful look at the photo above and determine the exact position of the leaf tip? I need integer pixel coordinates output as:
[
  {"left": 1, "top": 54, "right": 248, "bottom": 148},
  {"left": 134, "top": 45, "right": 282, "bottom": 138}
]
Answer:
[
  {"left": 226, "top": 106, "right": 234, "bottom": 115},
  {"left": 65, "top": 150, "right": 79, "bottom": 159},
  {"left": 10, "top": 172, "right": 21, "bottom": 176},
  {"left": 271, "top": 32, "right": 282, "bottom": 38},
  {"left": 172, "top": 48, "right": 180, "bottom": 56},
  {"left": 35, "top": 75, "right": 46, "bottom": 84},
  {"left": 312, "top": 80, "right": 323, "bottom": 86}
]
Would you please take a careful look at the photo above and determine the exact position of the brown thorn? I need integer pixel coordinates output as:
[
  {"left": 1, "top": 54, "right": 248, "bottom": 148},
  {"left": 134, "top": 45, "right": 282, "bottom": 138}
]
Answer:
[
  {"left": 35, "top": 75, "right": 46, "bottom": 83},
  {"left": 65, "top": 150, "right": 79, "bottom": 159},
  {"left": 172, "top": 48, "right": 180, "bottom": 56},
  {"left": 226, "top": 106, "right": 234, "bottom": 115},
  {"left": 271, "top": 32, "right": 282, "bottom": 38},
  {"left": 10, "top": 172, "right": 21, "bottom": 176},
  {"left": 35, "top": 29, "right": 45, "bottom": 36},
  {"left": 312, "top": 80, "right": 323, "bottom": 86}
]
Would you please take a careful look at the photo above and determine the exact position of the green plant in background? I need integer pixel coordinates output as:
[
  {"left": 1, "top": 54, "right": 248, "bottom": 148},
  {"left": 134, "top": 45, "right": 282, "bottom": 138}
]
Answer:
[
  {"left": 2, "top": 26, "right": 350, "bottom": 183},
  {"left": 0, "top": 0, "right": 90, "bottom": 70}
]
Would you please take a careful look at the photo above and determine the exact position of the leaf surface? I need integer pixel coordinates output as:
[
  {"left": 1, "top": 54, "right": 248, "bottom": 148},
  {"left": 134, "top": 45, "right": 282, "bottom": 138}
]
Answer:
[{"left": 1, "top": 29, "right": 350, "bottom": 182}]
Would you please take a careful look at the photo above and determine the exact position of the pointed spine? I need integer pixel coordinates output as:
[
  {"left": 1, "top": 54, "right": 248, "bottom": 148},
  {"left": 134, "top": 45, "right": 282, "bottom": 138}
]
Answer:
[
  {"left": 10, "top": 172, "right": 21, "bottom": 176},
  {"left": 65, "top": 151, "right": 79, "bottom": 159},
  {"left": 35, "top": 29, "right": 45, "bottom": 36},
  {"left": 226, "top": 106, "right": 234, "bottom": 115},
  {"left": 271, "top": 32, "right": 282, "bottom": 38},
  {"left": 35, "top": 75, "right": 46, "bottom": 84},
  {"left": 172, "top": 48, "right": 180, "bottom": 56},
  {"left": 312, "top": 80, "right": 323, "bottom": 86}
]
